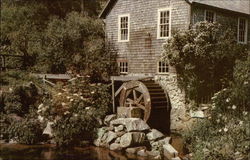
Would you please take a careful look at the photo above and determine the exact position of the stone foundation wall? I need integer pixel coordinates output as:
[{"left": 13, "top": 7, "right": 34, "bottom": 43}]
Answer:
[{"left": 154, "top": 73, "right": 187, "bottom": 131}]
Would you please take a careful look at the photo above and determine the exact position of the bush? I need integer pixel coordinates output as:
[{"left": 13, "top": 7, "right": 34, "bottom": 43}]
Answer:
[
  {"left": 3, "top": 82, "right": 43, "bottom": 116},
  {"left": 7, "top": 117, "right": 43, "bottom": 144},
  {"left": 163, "top": 22, "right": 249, "bottom": 102},
  {"left": 184, "top": 55, "right": 250, "bottom": 159},
  {"left": 39, "top": 77, "right": 111, "bottom": 146}
]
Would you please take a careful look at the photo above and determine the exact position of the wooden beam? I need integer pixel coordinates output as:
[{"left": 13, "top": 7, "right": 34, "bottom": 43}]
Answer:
[{"left": 111, "top": 77, "right": 115, "bottom": 113}]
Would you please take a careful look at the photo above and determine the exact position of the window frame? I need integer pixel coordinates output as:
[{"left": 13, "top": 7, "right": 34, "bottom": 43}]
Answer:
[
  {"left": 157, "top": 60, "right": 169, "bottom": 74},
  {"left": 118, "top": 60, "right": 128, "bottom": 74},
  {"left": 204, "top": 10, "right": 216, "bottom": 23},
  {"left": 118, "top": 14, "right": 130, "bottom": 42},
  {"left": 157, "top": 8, "right": 171, "bottom": 39},
  {"left": 237, "top": 17, "right": 248, "bottom": 44}
]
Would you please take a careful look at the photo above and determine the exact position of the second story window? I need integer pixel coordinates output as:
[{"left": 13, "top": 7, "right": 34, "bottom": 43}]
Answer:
[
  {"left": 158, "top": 61, "right": 168, "bottom": 74},
  {"left": 118, "top": 60, "right": 128, "bottom": 74},
  {"left": 118, "top": 14, "right": 130, "bottom": 42},
  {"left": 238, "top": 18, "right": 248, "bottom": 43},
  {"left": 157, "top": 8, "right": 170, "bottom": 39},
  {"left": 205, "top": 10, "right": 216, "bottom": 23}
]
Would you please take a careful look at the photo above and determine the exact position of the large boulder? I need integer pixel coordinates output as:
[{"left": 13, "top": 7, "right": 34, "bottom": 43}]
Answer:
[
  {"left": 111, "top": 118, "right": 150, "bottom": 132},
  {"left": 43, "top": 122, "right": 54, "bottom": 137},
  {"left": 106, "top": 131, "right": 117, "bottom": 144},
  {"left": 146, "top": 129, "right": 164, "bottom": 141},
  {"left": 114, "top": 125, "right": 124, "bottom": 132},
  {"left": 120, "top": 132, "right": 146, "bottom": 148},
  {"left": 126, "top": 146, "right": 146, "bottom": 154},
  {"left": 104, "top": 114, "right": 117, "bottom": 125},
  {"left": 110, "top": 143, "right": 123, "bottom": 151},
  {"left": 151, "top": 137, "right": 171, "bottom": 151},
  {"left": 163, "top": 144, "right": 179, "bottom": 159}
]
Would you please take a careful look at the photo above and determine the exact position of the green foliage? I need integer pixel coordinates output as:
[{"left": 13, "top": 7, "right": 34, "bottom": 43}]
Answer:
[
  {"left": 39, "top": 77, "right": 111, "bottom": 146},
  {"left": 7, "top": 117, "right": 43, "bottom": 144},
  {"left": 184, "top": 56, "right": 250, "bottom": 159},
  {"left": 3, "top": 82, "right": 43, "bottom": 116},
  {"left": 163, "top": 22, "right": 249, "bottom": 102}
]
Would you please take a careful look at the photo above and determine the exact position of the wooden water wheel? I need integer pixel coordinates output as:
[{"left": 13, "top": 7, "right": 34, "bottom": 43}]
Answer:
[{"left": 119, "top": 80, "right": 171, "bottom": 131}]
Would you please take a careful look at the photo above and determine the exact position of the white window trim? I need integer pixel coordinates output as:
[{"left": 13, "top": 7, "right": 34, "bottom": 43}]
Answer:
[
  {"left": 118, "top": 14, "right": 130, "bottom": 42},
  {"left": 118, "top": 60, "right": 128, "bottom": 74},
  {"left": 157, "top": 60, "right": 169, "bottom": 74},
  {"left": 237, "top": 17, "right": 248, "bottom": 44},
  {"left": 204, "top": 10, "right": 216, "bottom": 23},
  {"left": 157, "top": 8, "right": 171, "bottom": 39}
]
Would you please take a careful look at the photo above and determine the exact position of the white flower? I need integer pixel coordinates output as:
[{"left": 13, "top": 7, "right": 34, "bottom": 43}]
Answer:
[
  {"left": 70, "top": 99, "right": 74, "bottom": 102},
  {"left": 226, "top": 98, "right": 230, "bottom": 103},
  {"left": 67, "top": 96, "right": 71, "bottom": 99},
  {"left": 219, "top": 129, "right": 222, "bottom": 132},
  {"left": 239, "top": 121, "right": 243, "bottom": 125},
  {"left": 64, "top": 111, "right": 70, "bottom": 115},
  {"left": 73, "top": 94, "right": 78, "bottom": 96},
  {"left": 80, "top": 96, "right": 84, "bottom": 100},
  {"left": 38, "top": 104, "right": 44, "bottom": 109},
  {"left": 216, "top": 119, "right": 220, "bottom": 123},
  {"left": 58, "top": 93, "right": 62, "bottom": 96},
  {"left": 74, "top": 114, "right": 78, "bottom": 117},
  {"left": 62, "top": 102, "right": 66, "bottom": 106},
  {"left": 243, "top": 111, "right": 248, "bottom": 116},
  {"left": 244, "top": 81, "right": 248, "bottom": 85},
  {"left": 224, "top": 128, "right": 228, "bottom": 132},
  {"left": 232, "top": 105, "right": 237, "bottom": 110},
  {"left": 91, "top": 91, "right": 95, "bottom": 94},
  {"left": 9, "top": 88, "right": 13, "bottom": 92},
  {"left": 85, "top": 107, "right": 90, "bottom": 110}
]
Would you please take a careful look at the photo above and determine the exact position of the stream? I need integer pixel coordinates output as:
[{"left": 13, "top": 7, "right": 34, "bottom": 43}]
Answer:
[{"left": 0, "top": 136, "right": 185, "bottom": 160}]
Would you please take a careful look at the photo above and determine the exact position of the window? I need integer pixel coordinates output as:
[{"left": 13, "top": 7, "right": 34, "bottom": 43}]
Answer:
[
  {"left": 238, "top": 18, "right": 248, "bottom": 43},
  {"left": 118, "top": 14, "right": 130, "bottom": 42},
  {"left": 205, "top": 10, "right": 216, "bottom": 23},
  {"left": 158, "top": 61, "right": 168, "bottom": 74},
  {"left": 118, "top": 61, "right": 128, "bottom": 74},
  {"left": 157, "top": 8, "right": 171, "bottom": 39}
]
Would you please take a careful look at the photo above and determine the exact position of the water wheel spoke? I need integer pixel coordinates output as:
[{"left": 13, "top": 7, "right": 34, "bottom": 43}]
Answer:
[
  {"left": 136, "top": 103, "right": 145, "bottom": 110},
  {"left": 137, "top": 94, "right": 143, "bottom": 103},
  {"left": 127, "top": 98, "right": 134, "bottom": 103},
  {"left": 133, "top": 90, "right": 137, "bottom": 100}
]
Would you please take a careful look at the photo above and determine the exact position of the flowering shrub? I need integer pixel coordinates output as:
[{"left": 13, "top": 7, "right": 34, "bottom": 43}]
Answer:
[
  {"left": 163, "top": 22, "right": 249, "bottom": 102},
  {"left": 184, "top": 56, "right": 250, "bottom": 159},
  {"left": 39, "top": 77, "right": 111, "bottom": 146}
]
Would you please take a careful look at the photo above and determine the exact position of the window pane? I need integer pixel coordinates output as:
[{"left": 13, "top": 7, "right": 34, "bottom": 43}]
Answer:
[{"left": 159, "top": 10, "right": 170, "bottom": 38}]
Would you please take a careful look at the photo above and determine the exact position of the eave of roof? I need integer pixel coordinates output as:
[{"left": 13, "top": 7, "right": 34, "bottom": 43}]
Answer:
[
  {"left": 188, "top": 0, "right": 250, "bottom": 15},
  {"left": 99, "top": 0, "right": 118, "bottom": 18}
]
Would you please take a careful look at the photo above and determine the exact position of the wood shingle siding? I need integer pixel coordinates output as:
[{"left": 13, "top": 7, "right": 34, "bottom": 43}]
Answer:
[{"left": 105, "top": 0, "right": 190, "bottom": 74}]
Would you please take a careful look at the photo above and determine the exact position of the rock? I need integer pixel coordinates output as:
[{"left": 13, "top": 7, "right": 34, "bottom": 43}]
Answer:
[
  {"left": 163, "top": 144, "right": 178, "bottom": 159},
  {"left": 171, "top": 157, "right": 181, "bottom": 160},
  {"left": 120, "top": 133, "right": 132, "bottom": 148},
  {"left": 9, "top": 139, "right": 18, "bottom": 144},
  {"left": 190, "top": 110, "right": 205, "bottom": 118},
  {"left": 104, "top": 114, "right": 117, "bottom": 125},
  {"left": 116, "top": 131, "right": 126, "bottom": 137},
  {"left": 94, "top": 138, "right": 102, "bottom": 147},
  {"left": 151, "top": 137, "right": 171, "bottom": 150},
  {"left": 115, "top": 125, "right": 124, "bottom": 132},
  {"left": 117, "top": 107, "right": 143, "bottom": 119},
  {"left": 43, "top": 122, "right": 54, "bottom": 137},
  {"left": 107, "top": 126, "right": 114, "bottom": 131},
  {"left": 101, "top": 132, "right": 109, "bottom": 142},
  {"left": 146, "top": 150, "right": 161, "bottom": 157},
  {"left": 126, "top": 146, "right": 146, "bottom": 154},
  {"left": 110, "top": 143, "right": 122, "bottom": 151},
  {"left": 111, "top": 118, "right": 150, "bottom": 132},
  {"left": 115, "top": 137, "right": 121, "bottom": 143},
  {"left": 96, "top": 127, "right": 108, "bottom": 139},
  {"left": 137, "top": 149, "right": 148, "bottom": 157},
  {"left": 106, "top": 131, "right": 117, "bottom": 144},
  {"left": 120, "top": 132, "right": 145, "bottom": 148},
  {"left": 146, "top": 129, "right": 164, "bottom": 141},
  {"left": 153, "top": 155, "right": 162, "bottom": 159}
]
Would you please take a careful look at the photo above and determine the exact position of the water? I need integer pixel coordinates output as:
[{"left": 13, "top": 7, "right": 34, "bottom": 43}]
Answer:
[{"left": 0, "top": 144, "right": 150, "bottom": 160}]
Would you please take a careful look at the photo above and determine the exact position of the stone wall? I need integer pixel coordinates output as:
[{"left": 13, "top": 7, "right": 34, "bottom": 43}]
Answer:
[{"left": 154, "top": 74, "right": 187, "bottom": 131}]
